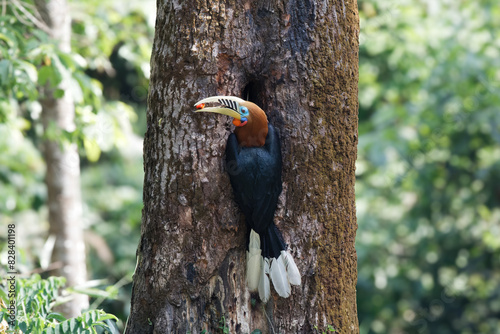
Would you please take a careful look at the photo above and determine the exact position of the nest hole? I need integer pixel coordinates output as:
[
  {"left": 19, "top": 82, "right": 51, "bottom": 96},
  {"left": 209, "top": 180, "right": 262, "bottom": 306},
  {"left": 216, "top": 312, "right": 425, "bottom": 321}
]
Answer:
[{"left": 242, "top": 80, "right": 266, "bottom": 107}]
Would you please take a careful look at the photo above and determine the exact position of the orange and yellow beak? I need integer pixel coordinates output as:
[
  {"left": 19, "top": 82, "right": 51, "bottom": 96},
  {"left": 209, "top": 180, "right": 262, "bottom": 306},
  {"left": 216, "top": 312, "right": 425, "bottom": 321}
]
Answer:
[{"left": 194, "top": 96, "right": 249, "bottom": 127}]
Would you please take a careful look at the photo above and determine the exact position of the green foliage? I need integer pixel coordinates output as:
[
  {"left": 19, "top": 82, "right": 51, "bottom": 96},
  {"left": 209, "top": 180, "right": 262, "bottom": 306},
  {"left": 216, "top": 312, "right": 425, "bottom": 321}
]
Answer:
[
  {"left": 218, "top": 316, "right": 229, "bottom": 334},
  {"left": 357, "top": 0, "right": 500, "bottom": 333},
  {"left": 0, "top": 0, "right": 150, "bottom": 164},
  {"left": 0, "top": 275, "right": 118, "bottom": 334},
  {"left": 0, "top": 4, "right": 107, "bottom": 156},
  {"left": 0, "top": 0, "right": 153, "bottom": 328},
  {"left": 313, "top": 324, "right": 337, "bottom": 333}
]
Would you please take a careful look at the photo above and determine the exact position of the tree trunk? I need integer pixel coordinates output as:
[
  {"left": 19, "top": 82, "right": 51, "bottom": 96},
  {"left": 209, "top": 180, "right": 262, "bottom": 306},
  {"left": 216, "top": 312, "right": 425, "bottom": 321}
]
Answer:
[
  {"left": 127, "top": 0, "right": 359, "bottom": 333},
  {"left": 35, "top": 0, "right": 89, "bottom": 317}
]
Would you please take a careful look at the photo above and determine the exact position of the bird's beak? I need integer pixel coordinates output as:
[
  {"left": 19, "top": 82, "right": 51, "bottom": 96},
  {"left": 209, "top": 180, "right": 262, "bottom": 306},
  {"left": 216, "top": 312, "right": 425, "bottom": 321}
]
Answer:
[{"left": 194, "top": 96, "right": 246, "bottom": 120}]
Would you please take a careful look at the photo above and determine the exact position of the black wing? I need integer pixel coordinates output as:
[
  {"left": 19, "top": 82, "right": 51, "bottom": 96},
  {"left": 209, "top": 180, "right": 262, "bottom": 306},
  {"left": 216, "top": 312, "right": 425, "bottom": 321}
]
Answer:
[{"left": 225, "top": 124, "right": 283, "bottom": 234}]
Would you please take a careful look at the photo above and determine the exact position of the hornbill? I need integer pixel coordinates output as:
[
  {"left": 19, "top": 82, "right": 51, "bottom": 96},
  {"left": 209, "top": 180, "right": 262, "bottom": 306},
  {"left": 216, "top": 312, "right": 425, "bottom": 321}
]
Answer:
[{"left": 194, "top": 96, "right": 301, "bottom": 302}]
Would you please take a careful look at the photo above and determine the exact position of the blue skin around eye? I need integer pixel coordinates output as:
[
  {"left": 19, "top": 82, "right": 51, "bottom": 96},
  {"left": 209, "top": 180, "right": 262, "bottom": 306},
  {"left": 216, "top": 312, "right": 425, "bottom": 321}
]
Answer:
[{"left": 240, "top": 106, "right": 249, "bottom": 117}]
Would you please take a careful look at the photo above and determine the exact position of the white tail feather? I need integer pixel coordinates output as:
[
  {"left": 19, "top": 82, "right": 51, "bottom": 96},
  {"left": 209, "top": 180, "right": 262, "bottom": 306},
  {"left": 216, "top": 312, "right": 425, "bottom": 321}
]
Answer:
[
  {"left": 246, "top": 230, "right": 262, "bottom": 291},
  {"left": 281, "top": 250, "right": 301, "bottom": 286},
  {"left": 258, "top": 257, "right": 271, "bottom": 302},
  {"left": 270, "top": 255, "right": 291, "bottom": 298}
]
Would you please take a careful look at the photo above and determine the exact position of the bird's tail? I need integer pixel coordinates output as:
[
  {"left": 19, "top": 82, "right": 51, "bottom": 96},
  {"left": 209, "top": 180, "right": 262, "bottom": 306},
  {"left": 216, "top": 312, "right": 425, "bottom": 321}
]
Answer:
[
  {"left": 246, "top": 229, "right": 262, "bottom": 291},
  {"left": 246, "top": 225, "right": 301, "bottom": 303}
]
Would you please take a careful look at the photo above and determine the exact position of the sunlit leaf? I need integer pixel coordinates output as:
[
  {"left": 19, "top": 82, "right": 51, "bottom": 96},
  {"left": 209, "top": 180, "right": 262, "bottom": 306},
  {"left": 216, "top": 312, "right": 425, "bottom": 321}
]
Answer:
[{"left": 83, "top": 137, "right": 101, "bottom": 162}]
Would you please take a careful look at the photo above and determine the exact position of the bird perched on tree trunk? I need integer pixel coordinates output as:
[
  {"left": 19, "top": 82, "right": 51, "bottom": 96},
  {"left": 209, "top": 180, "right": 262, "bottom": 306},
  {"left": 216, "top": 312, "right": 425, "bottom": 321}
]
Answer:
[{"left": 194, "top": 96, "right": 301, "bottom": 302}]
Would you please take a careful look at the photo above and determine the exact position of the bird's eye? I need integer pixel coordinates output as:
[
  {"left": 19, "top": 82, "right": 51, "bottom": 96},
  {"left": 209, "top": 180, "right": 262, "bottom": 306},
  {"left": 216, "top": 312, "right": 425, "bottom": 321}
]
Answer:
[{"left": 240, "top": 106, "right": 249, "bottom": 117}]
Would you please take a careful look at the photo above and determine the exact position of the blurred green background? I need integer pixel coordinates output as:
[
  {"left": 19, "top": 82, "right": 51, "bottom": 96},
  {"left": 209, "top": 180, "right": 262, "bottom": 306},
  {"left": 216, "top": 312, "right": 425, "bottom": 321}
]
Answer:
[
  {"left": 357, "top": 0, "right": 500, "bottom": 333},
  {"left": 0, "top": 0, "right": 154, "bottom": 329},
  {"left": 1, "top": 0, "right": 499, "bottom": 333}
]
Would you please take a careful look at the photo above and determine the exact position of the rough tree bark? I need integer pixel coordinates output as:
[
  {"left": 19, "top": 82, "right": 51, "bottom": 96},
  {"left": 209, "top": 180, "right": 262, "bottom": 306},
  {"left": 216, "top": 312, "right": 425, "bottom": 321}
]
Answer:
[
  {"left": 35, "top": 0, "right": 89, "bottom": 317},
  {"left": 127, "top": 0, "right": 358, "bottom": 333}
]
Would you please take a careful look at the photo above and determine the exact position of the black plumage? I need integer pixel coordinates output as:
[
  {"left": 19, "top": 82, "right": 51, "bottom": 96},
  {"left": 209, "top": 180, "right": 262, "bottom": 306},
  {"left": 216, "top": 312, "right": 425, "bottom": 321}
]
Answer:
[
  {"left": 225, "top": 124, "right": 287, "bottom": 259},
  {"left": 194, "top": 95, "right": 301, "bottom": 300}
]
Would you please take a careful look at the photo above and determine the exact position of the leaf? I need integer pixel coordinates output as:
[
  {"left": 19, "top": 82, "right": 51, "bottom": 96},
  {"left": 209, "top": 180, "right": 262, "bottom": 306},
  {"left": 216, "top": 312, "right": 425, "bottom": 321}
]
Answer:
[
  {"left": 19, "top": 322, "right": 28, "bottom": 332},
  {"left": 90, "top": 311, "right": 98, "bottom": 323},
  {"left": 54, "top": 89, "right": 65, "bottom": 99},
  {"left": 47, "top": 312, "right": 66, "bottom": 323},
  {"left": 72, "top": 53, "right": 87, "bottom": 68},
  {"left": 69, "top": 77, "right": 84, "bottom": 103},
  {"left": 83, "top": 138, "right": 101, "bottom": 162},
  {"left": 96, "top": 314, "right": 118, "bottom": 322},
  {"left": 84, "top": 311, "right": 92, "bottom": 325},
  {"left": 38, "top": 65, "right": 58, "bottom": 87},
  {"left": 16, "top": 60, "right": 38, "bottom": 83},
  {"left": 70, "top": 318, "right": 78, "bottom": 332},
  {"left": 0, "top": 59, "right": 12, "bottom": 85},
  {"left": 57, "top": 52, "right": 77, "bottom": 71},
  {"left": 102, "top": 319, "right": 120, "bottom": 334},
  {"left": 0, "top": 32, "right": 14, "bottom": 47},
  {"left": 61, "top": 320, "right": 70, "bottom": 333}
]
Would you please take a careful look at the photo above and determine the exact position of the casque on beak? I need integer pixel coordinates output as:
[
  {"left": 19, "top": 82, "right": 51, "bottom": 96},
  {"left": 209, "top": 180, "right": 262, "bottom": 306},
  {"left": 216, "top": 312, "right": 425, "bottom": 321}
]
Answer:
[{"left": 194, "top": 96, "right": 250, "bottom": 127}]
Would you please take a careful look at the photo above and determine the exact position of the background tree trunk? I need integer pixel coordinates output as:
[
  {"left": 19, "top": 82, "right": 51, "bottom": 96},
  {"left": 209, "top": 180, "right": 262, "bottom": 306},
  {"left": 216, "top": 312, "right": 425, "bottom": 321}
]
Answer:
[
  {"left": 35, "top": 0, "right": 89, "bottom": 317},
  {"left": 127, "top": 0, "right": 359, "bottom": 333}
]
